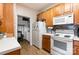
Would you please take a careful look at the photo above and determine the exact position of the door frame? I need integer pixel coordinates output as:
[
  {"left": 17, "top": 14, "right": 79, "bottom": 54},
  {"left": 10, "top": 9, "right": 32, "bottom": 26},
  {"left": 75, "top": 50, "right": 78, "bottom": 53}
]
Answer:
[{"left": 13, "top": 4, "right": 32, "bottom": 46}]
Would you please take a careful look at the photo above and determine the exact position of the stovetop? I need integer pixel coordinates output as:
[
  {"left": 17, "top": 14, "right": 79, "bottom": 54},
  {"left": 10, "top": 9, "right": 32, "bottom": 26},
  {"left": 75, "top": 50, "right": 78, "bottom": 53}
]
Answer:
[{"left": 55, "top": 30, "right": 74, "bottom": 39}]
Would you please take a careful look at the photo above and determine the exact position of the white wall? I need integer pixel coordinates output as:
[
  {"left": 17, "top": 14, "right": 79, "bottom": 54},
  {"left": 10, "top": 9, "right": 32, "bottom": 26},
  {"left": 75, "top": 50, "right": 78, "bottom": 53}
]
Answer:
[
  {"left": 16, "top": 4, "right": 37, "bottom": 24},
  {"left": 16, "top": 4, "right": 38, "bottom": 45}
]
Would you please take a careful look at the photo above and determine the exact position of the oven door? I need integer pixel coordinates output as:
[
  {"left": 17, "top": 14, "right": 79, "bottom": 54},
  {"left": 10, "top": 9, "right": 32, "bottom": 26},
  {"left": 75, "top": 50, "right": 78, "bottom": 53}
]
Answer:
[
  {"left": 53, "top": 39, "right": 73, "bottom": 55},
  {"left": 53, "top": 40, "right": 67, "bottom": 54}
]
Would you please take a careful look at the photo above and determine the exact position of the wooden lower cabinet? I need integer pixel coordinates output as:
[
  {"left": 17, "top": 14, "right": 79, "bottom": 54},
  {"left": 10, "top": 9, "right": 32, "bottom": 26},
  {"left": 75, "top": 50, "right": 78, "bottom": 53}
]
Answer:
[
  {"left": 42, "top": 35, "right": 51, "bottom": 53},
  {"left": 73, "top": 40, "right": 79, "bottom": 55},
  {"left": 5, "top": 49, "right": 20, "bottom": 55}
]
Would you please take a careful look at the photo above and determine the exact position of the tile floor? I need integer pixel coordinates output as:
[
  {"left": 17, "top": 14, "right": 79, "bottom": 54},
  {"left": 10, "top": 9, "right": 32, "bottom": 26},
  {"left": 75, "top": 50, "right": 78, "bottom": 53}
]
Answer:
[{"left": 19, "top": 39, "right": 50, "bottom": 55}]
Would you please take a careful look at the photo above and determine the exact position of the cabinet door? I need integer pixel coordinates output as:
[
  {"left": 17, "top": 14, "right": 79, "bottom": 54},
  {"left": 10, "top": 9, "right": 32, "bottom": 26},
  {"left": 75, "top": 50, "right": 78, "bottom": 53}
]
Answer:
[
  {"left": 51, "top": 8, "right": 54, "bottom": 26},
  {"left": 0, "top": 4, "right": 3, "bottom": 18},
  {"left": 4, "top": 4, "right": 14, "bottom": 36},
  {"left": 73, "top": 45, "right": 77, "bottom": 55},
  {"left": 73, "top": 46, "right": 79, "bottom": 55},
  {"left": 37, "top": 13, "right": 43, "bottom": 20},
  {"left": 42, "top": 9, "right": 53, "bottom": 27},
  {"left": 76, "top": 47, "right": 79, "bottom": 55},
  {"left": 64, "top": 3, "right": 73, "bottom": 13},
  {"left": 37, "top": 14, "right": 40, "bottom": 20},
  {"left": 72, "top": 3, "right": 79, "bottom": 24},
  {"left": 45, "top": 9, "right": 52, "bottom": 27},
  {"left": 42, "top": 35, "right": 50, "bottom": 53},
  {"left": 41, "top": 12, "right": 47, "bottom": 21},
  {"left": 73, "top": 40, "right": 79, "bottom": 55},
  {"left": 0, "top": 4, "right": 4, "bottom": 32},
  {"left": 53, "top": 4, "right": 64, "bottom": 16}
]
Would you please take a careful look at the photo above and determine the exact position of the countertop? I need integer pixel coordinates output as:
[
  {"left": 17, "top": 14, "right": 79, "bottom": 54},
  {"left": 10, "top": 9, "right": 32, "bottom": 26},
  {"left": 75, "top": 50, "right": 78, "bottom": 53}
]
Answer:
[
  {"left": 0, "top": 37, "right": 21, "bottom": 55},
  {"left": 74, "top": 36, "right": 79, "bottom": 41},
  {"left": 43, "top": 33, "right": 54, "bottom": 37}
]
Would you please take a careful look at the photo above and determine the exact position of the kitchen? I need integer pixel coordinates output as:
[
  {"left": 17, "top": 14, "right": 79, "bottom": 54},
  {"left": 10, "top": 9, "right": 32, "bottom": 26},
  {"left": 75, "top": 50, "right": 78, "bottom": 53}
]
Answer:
[{"left": 0, "top": 3, "right": 79, "bottom": 55}]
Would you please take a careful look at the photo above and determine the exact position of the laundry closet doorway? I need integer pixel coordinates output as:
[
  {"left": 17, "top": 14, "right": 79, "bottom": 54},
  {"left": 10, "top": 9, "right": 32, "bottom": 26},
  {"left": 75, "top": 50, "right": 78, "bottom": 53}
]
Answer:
[{"left": 17, "top": 15, "right": 30, "bottom": 44}]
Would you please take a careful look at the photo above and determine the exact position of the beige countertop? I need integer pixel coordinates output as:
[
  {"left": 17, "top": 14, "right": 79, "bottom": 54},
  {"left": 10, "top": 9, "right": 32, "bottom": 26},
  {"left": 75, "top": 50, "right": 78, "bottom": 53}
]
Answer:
[
  {"left": 43, "top": 33, "right": 54, "bottom": 37},
  {"left": 74, "top": 36, "right": 79, "bottom": 41},
  {"left": 0, "top": 37, "right": 21, "bottom": 55}
]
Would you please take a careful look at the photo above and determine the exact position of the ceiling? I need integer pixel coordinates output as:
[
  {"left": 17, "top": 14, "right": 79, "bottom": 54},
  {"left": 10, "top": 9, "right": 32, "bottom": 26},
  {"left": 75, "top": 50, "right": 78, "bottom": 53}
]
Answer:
[{"left": 17, "top": 3, "right": 55, "bottom": 11}]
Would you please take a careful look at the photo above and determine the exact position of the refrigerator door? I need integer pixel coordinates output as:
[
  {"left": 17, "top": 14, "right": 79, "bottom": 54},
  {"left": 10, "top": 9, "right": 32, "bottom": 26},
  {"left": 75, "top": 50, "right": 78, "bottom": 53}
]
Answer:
[
  {"left": 32, "top": 21, "right": 47, "bottom": 48},
  {"left": 37, "top": 21, "right": 47, "bottom": 34},
  {"left": 32, "top": 22, "right": 39, "bottom": 48}
]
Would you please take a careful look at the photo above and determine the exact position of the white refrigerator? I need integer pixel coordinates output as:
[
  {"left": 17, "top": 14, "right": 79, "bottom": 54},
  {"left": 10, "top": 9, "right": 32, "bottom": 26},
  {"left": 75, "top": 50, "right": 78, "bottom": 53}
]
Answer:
[{"left": 32, "top": 21, "right": 47, "bottom": 49}]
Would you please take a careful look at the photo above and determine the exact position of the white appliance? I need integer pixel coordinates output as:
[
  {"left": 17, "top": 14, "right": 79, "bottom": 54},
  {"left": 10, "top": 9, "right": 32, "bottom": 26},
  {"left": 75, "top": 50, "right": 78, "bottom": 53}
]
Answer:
[
  {"left": 53, "top": 13, "right": 73, "bottom": 25},
  {"left": 32, "top": 21, "right": 47, "bottom": 48},
  {"left": 51, "top": 30, "right": 74, "bottom": 55},
  {"left": 24, "top": 27, "right": 30, "bottom": 42}
]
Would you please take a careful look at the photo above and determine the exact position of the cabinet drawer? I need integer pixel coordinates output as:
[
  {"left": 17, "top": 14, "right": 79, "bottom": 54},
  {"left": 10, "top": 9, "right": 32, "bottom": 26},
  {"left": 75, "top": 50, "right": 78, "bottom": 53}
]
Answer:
[{"left": 42, "top": 35, "right": 50, "bottom": 39}]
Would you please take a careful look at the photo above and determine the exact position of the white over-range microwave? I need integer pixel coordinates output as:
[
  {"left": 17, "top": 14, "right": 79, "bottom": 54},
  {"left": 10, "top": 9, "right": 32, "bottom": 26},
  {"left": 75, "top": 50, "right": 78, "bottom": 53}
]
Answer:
[{"left": 53, "top": 13, "right": 74, "bottom": 25}]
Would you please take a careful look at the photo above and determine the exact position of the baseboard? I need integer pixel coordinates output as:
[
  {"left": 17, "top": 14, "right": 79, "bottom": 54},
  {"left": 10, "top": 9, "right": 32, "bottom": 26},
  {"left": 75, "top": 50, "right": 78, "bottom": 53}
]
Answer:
[{"left": 33, "top": 45, "right": 40, "bottom": 49}]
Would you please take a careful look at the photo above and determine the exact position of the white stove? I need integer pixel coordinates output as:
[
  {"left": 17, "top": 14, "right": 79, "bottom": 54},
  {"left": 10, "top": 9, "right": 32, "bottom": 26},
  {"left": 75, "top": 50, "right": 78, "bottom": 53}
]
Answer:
[{"left": 51, "top": 30, "right": 74, "bottom": 55}]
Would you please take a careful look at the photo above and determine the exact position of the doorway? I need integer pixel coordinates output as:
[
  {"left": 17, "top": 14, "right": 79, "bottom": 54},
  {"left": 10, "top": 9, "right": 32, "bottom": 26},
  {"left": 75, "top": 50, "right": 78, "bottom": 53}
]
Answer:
[{"left": 17, "top": 15, "right": 30, "bottom": 44}]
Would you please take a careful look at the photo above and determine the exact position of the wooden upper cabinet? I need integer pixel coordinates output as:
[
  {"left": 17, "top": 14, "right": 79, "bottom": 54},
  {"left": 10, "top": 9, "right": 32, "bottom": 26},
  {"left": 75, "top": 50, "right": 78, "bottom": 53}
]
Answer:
[
  {"left": 37, "top": 9, "right": 53, "bottom": 27},
  {"left": 45, "top": 9, "right": 52, "bottom": 27},
  {"left": 0, "top": 4, "right": 5, "bottom": 32},
  {"left": 0, "top": 4, "right": 3, "bottom": 18},
  {"left": 37, "top": 12, "right": 47, "bottom": 21},
  {"left": 53, "top": 4, "right": 65, "bottom": 16},
  {"left": 4, "top": 4, "right": 14, "bottom": 37},
  {"left": 37, "top": 13, "right": 42, "bottom": 20},
  {"left": 64, "top": 3, "right": 73, "bottom": 13},
  {"left": 51, "top": 8, "right": 55, "bottom": 26},
  {"left": 72, "top": 3, "right": 79, "bottom": 24},
  {"left": 41, "top": 12, "right": 46, "bottom": 20}
]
